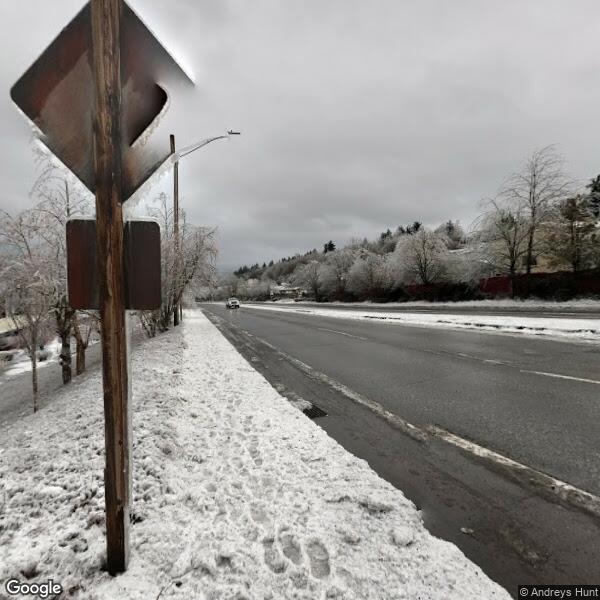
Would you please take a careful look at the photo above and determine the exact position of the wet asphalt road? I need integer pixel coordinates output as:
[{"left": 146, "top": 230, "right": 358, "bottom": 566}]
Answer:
[{"left": 200, "top": 303, "right": 600, "bottom": 596}]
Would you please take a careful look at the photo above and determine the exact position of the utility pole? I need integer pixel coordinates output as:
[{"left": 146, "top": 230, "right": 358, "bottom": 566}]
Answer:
[
  {"left": 170, "top": 133, "right": 180, "bottom": 327},
  {"left": 91, "top": 0, "right": 131, "bottom": 574}
]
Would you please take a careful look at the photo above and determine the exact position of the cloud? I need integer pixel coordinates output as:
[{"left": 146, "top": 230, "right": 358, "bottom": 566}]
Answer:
[{"left": 2, "top": 0, "right": 600, "bottom": 269}]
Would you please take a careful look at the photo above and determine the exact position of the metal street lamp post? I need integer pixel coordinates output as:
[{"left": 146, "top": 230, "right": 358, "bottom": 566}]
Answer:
[{"left": 170, "top": 131, "right": 241, "bottom": 326}]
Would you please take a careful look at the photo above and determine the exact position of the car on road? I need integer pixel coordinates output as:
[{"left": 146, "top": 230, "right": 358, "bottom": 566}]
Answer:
[{"left": 226, "top": 298, "right": 240, "bottom": 309}]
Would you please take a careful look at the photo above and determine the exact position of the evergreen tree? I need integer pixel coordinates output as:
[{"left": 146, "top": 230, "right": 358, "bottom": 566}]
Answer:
[
  {"left": 586, "top": 175, "right": 600, "bottom": 218},
  {"left": 546, "top": 195, "right": 597, "bottom": 272}
]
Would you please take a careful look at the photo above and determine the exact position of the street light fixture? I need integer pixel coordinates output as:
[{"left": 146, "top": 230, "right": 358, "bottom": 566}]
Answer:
[
  {"left": 170, "top": 130, "right": 241, "bottom": 326},
  {"left": 174, "top": 130, "right": 241, "bottom": 162}
]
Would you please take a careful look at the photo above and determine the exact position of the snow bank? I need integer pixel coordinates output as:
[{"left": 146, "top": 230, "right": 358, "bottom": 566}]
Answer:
[
  {"left": 307, "top": 299, "right": 600, "bottom": 310},
  {"left": 244, "top": 305, "right": 600, "bottom": 341},
  {"left": 0, "top": 311, "right": 510, "bottom": 599}
]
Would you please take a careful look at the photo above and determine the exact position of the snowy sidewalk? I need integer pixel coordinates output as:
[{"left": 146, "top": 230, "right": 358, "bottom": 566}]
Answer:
[
  {"left": 0, "top": 311, "right": 510, "bottom": 599},
  {"left": 243, "top": 304, "right": 600, "bottom": 342}
]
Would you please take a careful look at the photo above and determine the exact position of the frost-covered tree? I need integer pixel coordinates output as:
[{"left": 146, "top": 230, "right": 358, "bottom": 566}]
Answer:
[
  {"left": 0, "top": 209, "right": 54, "bottom": 410},
  {"left": 444, "top": 247, "right": 496, "bottom": 286},
  {"left": 244, "top": 278, "right": 271, "bottom": 300},
  {"left": 434, "top": 220, "right": 465, "bottom": 250},
  {"left": 221, "top": 274, "right": 242, "bottom": 299},
  {"left": 475, "top": 198, "right": 530, "bottom": 295},
  {"left": 500, "top": 145, "right": 570, "bottom": 283},
  {"left": 31, "top": 156, "right": 93, "bottom": 382},
  {"left": 393, "top": 228, "right": 448, "bottom": 285},
  {"left": 139, "top": 194, "right": 217, "bottom": 336},
  {"left": 320, "top": 248, "right": 357, "bottom": 300},
  {"left": 346, "top": 252, "right": 391, "bottom": 299},
  {"left": 71, "top": 313, "right": 97, "bottom": 375},
  {"left": 292, "top": 260, "right": 326, "bottom": 301}
]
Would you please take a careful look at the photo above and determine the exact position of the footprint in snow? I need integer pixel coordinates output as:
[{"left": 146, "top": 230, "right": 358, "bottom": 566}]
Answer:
[
  {"left": 306, "top": 540, "right": 330, "bottom": 579},
  {"left": 250, "top": 503, "right": 269, "bottom": 524},
  {"left": 263, "top": 537, "right": 287, "bottom": 574},
  {"left": 279, "top": 532, "right": 302, "bottom": 566},
  {"left": 248, "top": 444, "right": 262, "bottom": 466}
]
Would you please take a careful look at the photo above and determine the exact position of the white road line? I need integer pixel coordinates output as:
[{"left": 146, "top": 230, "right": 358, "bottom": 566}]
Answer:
[
  {"left": 456, "top": 353, "right": 509, "bottom": 366},
  {"left": 317, "top": 327, "right": 368, "bottom": 341},
  {"left": 429, "top": 425, "right": 600, "bottom": 519},
  {"left": 520, "top": 370, "right": 600, "bottom": 385},
  {"left": 253, "top": 336, "right": 428, "bottom": 443}
]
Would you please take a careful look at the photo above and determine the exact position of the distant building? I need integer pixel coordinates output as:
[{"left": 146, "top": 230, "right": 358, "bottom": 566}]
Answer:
[{"left": 269, "top": 283, "right": 305, "bottom": 299}]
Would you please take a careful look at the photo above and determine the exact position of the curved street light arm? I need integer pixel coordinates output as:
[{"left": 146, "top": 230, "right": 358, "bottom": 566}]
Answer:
[{"left": 174, "top": 131, "right": 240, "bottom": 162}]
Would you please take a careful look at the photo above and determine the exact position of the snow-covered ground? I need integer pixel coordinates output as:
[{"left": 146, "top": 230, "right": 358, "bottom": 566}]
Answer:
[
  {"left": 1, "top": 339, "right": 98, "bottom": 380},
  {"left": 1, "top": 336, "right": 103, "bottom": 386},
  {"left": 0, "top": 340, "right": 62, "bottom": 380},
  {"left": 243, "top": 304, "right": 600, "bottom": 342},
  {"left": 0, "top": 311, "right": 510, "bottom": 599}
]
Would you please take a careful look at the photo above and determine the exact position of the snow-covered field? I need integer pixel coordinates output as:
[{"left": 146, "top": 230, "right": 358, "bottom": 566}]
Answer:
[
  {"left": 244, "top": 305, "right": 600, "bottom": 341},
  {"left": 0, "top": 311, "right": 509, "bottom": 599}
]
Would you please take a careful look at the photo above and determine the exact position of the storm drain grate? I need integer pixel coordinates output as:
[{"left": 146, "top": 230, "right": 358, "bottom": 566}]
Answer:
[{"left": 303, "top": 404, "right": 328, "bottom": 419}]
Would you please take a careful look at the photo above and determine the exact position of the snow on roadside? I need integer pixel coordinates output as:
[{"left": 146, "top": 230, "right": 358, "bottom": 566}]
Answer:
[
  {"left": 0, "top": 311, "right": 510, "bottom": 599},
  {"left": 243, "top": 304, "right": 600, "bottom": 341},
  {"left": 299, "top": 299, "right": 600, "bottom": 310}
]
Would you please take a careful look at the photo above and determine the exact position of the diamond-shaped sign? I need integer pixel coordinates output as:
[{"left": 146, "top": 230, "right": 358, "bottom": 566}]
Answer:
[{"left": 11, "top": 1, "right": 193, "bottom": 200}]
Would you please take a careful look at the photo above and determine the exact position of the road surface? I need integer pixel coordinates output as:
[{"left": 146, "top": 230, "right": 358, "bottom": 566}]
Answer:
[{"left": 200, "top": 302, "right": 600, "bottom": 596}]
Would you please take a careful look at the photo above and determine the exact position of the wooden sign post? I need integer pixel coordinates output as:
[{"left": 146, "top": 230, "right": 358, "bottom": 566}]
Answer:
[
  {"left": 91, "top": 0, "right": 130, "bottom": 573},
  {"left": 11, "top": 0, "right": 193, "bottom": 574}
]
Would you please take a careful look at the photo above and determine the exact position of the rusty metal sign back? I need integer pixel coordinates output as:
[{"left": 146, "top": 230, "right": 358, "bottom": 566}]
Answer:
[
  {"left": 11, "top": 1, "right": 193, "bottom": 200},
  {"left": 66, "top": 219, "right": 161, "bottom": 310}
]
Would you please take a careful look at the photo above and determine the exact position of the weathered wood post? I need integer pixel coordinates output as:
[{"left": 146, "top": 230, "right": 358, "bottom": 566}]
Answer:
[
  {"left": 11, "top": 0, "right": 196, "bottom": 573},
  {"left": 91, "top": 0, "right": 131, "bottom": 574}
]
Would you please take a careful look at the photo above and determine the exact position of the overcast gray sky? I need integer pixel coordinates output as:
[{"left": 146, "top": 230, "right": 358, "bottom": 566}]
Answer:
[{"left": 2, "top": 1, "right": 600, "bottom": 270}]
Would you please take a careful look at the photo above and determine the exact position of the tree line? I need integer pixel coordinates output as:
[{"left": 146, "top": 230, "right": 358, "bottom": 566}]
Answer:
[{"left": 217, "top": 146, "right": 599, "bottom": 302}]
